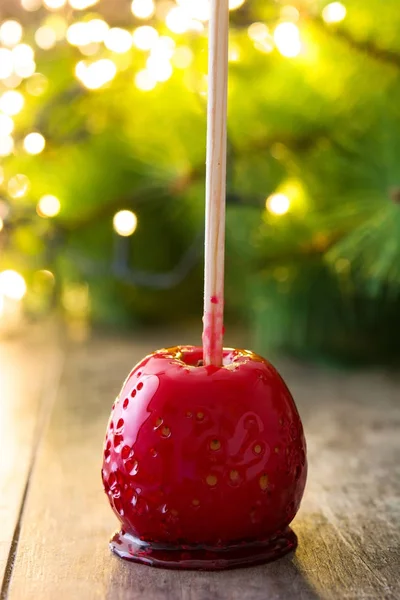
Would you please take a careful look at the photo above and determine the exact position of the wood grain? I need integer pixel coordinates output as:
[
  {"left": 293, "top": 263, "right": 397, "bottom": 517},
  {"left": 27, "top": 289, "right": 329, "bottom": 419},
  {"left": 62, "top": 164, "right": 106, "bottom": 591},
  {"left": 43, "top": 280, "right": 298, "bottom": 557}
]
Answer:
[
  {"left": 5, "top": 333, "right": 400, "bottom": 600},
  {"left": 0, "top": 324, "right": 63, "bottom": 594}
]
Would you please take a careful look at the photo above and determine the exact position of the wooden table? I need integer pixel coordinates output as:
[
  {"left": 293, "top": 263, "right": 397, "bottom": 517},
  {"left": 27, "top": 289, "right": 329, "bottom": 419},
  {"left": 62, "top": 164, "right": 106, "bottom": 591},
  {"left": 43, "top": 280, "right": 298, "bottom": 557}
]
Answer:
[{"left": 1, "top": 329, "right": 399, "bottom": 600}]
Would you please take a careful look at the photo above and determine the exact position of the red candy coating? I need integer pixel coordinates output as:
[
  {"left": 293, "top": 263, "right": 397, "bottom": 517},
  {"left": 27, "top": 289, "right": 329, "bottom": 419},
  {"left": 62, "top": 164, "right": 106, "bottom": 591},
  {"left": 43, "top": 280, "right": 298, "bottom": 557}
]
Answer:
[{"left": 102, "top": 346, "right": 307, "bottom": 568}]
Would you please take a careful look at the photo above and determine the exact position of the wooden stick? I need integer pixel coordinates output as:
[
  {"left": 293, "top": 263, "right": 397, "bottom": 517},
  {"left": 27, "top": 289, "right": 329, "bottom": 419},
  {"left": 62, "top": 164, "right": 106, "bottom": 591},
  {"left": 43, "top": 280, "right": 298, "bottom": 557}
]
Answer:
[{"left": 202, "top": 0, "right": 229, "bottom": 367}]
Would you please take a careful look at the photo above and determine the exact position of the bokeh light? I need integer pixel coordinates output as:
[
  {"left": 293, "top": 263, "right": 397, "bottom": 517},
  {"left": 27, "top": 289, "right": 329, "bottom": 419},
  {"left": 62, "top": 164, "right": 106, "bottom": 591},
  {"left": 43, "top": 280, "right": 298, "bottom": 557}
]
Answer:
[
  {"left": 266, "top": 193, "right": 291, "bottom": 215},
  {"left": 147, "top": 55, "right": 173, "bottom": 82},
  {"left": 0, "top": 91, "right": 25, "bottom": 115},
  {"left": 322, "top": 2, "right": 347, "bottom": 24},
  {"left": 23, "top": 132, "right": 46, "bottom": 154},
  {"left": 104, "top": 28, "right": 133, "bottom": 53},
  {"left": 0, "top": 218, "right": 3, "bottom": 232},
  {"left": 37, "top": 194, "right": 61, "bottom": 217},
  {"left": 0, "top": 270, "right": 27, "bottom": 300},
  {"left": 2, "top": 74, "right": 23, "bottom": 89},
  {"left": 0, "top": 49, "right": 14, "bottom": 80},
  {"left": 135, "top": 69, "right": 157, "bottom": 91},
  {"left": 229, "top": 0, "right": 246, "bottom": 9},
  {"left": 43, "top": 0, "right": 66, "bottom": 9},
  {"left": 0, "top": 114, "right": 14, "bottom": 136},
  {"left": 176, "top": 0, "right": 209, "bottom": 21},
  {"left": 35, "top": 26, "right": 57, "bottom": 50},
  {"left": 273, "top": 22, "right": 301, "bottom": 58},
  {"left": 113, "top": 210, "right": 138, "bottom": 236},
  {"left": 280, "top": 5, "right": 300, "bottom": 22},
  {"left": 69, "top": 0, "right": 98, "bottom": 8},
  {"left": 26, "top": 73, "right": 48, "bottom": 95},
  {"left": 131, "top": 0, "right": 155, "bottom": 19},
  {"left": 0, "top": 21, "right": 23, "bottom": 47},
  {"left": 45, "top": 15, "right": 68, "bottom": 40},
  {"left": 21, "top": 0, "right": 42, "bottom": 11},
  {"left": 166, "top": 7, "right": 193, "bottom": 34},
  {"left": 86, "top": 19, "right": 109, "bottom": 43},
  {"left": 248, "top": 22, "right": 269, "bottom": 42},
  {"left": 0, "top": 136, "right": 14, "bottom": 157},
  {"left": 75, "top": 59, "right": 117, "bottom": 89},
  {"left": 8, "top": 174, "right": 30, "bottom": 198},
  {"left": 172, "top": 46, "right": 193, "bottom": 68},
  {"left": 12, "top": 44, "right": 36, "bottom": 78},
  {"left": 132, "top": 26, "right": 159, "bottom": 51},
  {"left": 67, "top": 22, "right": 90, "bottom": 46}
]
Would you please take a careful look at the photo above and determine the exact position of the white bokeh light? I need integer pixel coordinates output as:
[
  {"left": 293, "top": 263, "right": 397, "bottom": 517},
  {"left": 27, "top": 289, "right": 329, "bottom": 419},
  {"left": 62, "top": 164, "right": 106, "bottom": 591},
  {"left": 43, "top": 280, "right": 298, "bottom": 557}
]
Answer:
[
  {"left": 0, "top": 270, "right": 27, "bottom": 300},
  {"left": 113, "top": 210, "right": 138, "bottom": 236}
]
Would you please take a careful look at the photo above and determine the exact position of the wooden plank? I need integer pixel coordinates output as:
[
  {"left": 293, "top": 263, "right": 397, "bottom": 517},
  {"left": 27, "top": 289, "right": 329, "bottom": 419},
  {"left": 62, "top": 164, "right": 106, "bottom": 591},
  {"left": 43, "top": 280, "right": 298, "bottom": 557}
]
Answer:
[
  {"left": 7, "top": 334, "right": 400, "bottom": 600},
  {"left": 0, "top": 324, "right": 63, "bottom": 593}
]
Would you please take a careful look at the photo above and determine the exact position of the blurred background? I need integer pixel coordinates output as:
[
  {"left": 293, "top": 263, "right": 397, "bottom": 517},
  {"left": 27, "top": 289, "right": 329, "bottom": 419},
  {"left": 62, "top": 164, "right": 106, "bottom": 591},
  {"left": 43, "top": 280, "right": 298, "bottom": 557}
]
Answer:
[{"left": 0, "top": 0, "right": 399, "bottom": 365}]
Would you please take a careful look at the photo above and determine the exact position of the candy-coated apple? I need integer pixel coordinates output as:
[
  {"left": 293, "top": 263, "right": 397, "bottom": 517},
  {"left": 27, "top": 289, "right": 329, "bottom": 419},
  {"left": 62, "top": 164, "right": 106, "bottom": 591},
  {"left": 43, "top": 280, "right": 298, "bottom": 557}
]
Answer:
[{"left": 102, "top": 346, "right": 307, "bottom": 569}]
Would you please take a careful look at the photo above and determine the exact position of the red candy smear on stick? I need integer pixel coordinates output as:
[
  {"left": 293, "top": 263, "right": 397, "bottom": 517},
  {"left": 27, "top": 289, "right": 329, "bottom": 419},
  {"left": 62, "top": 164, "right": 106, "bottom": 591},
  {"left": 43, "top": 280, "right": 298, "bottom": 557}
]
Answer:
[{"left": 202, "top": 0, "right": 229, "bottom": 367}]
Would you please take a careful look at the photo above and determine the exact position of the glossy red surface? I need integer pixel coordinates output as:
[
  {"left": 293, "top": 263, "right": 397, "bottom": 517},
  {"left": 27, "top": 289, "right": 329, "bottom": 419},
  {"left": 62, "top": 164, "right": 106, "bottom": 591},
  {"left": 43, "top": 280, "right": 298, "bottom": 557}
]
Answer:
[{"left": 102, "top": 346, "right": 307, "bottom": 569}]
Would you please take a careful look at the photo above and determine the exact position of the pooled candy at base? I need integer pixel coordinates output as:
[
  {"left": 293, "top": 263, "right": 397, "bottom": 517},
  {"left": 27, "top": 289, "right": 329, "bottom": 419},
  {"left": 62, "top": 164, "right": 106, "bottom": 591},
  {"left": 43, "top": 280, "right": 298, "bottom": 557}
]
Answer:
[{"left": 101, "top": 346, "right": 307, "bottom": 570}]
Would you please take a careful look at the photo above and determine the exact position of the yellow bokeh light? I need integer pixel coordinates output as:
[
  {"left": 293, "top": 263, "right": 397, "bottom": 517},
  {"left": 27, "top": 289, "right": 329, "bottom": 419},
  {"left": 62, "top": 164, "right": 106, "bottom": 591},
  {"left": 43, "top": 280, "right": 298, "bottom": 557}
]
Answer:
[
  {"left": 0, "top": 270, "right": 27, "bottom": 300},
  {"left": 266, "top": 193, "right": 291, "bottom": 215},
  {"left": 134, "top": 69, "right": 157, "bottom": 91},
  {"left": 229, "top": 0, "right": 246, "bottom": 9},
  {"left": 228, "top": 43, "right": 240, "bottom": 62},
  {"left": 131, "top": 0, "right": 155, "bottom": 19},
  {"left": 86, "top": 19, "right": 109, "bottom": 43},
  {"left": 45, "top": 15, "right": 68, "bottom": 41},
  {"left": 21, "top": 0, "right": 42, "bottom": 11},
  {"left": 36, "top": 269, "right": 55, "bottom": 283},
  {"left": 176, "top": 0, "right": 209, "bottom": 21},
  {"left": 0, "top": 90, "right": 25, "bottom": 115},
  {"left": 3, "top": 74, "right": 23, "bottom": 89},
  {"left": 0, "top": 49, "right": 14, "bottom": 80},
  {"left": 166, "top": 7, "right": 193, "bottom": 34},
  {"left": 0, "top": 218, "right": 3, "bottom": 232},
  {"left": 0, "top": 114, "right": 14, "bottom": 135},
  {"left": 172, "top": 45, "right": 194, "bottom": 68},
  {"left": 35, "top": 26, "right": 57, "bottom": 50},
  {"left": 75, "top": 58, "right": 117, "bottom": 89},
  {"left": 0, "top": 20, "right": 23, "bottom": 47},
  {"left": 37, "top": 194, "right": 61, "bottom": 218},
  {"left": 113, "top": 210, "right": 138, "bottom": 236},
  {"left": 12, "top": 44, "right": 36, "bottom": 77},
  {"left": 280, "top": 5, "right": 300, "bottom": 22},
  {"left": 67, "top": 22, "right": 90, "bottom": 46},
  {"left": 43, "top": 0, "right": 66, "bottom": 8},
  {"left": 12, "top": 43, "right": 34, "bottom": 63},
  {"left": 104, "top": 28, "right": 133, "bottom": 53},
  {"left": 322, "top": 2, "right": 347, "bottom": 23},
  {"left": 8, "top": 174, "right": 30, "bottom": 198},
  {"left": 273, "top": 22, "right": 301, "bottom": 58},
  {"left": 23, "top": 132, "right": 46, "bottom": 154},
  {"left": 26, "top": 73, "right": 48, "bottom": 96},
  {"left": 15, "top": 61, "right": 36, "bottom": 78},
  {"left": 0, "top": 136, "right": 14, "bottom": 157},
  {"left": 254, "top": 38, "right": 274, "bottom": 54},
  {"left": 151, "top": 35, "right": 175, "bottom": 60},
  {"left": 78, "top": 42, "right": 99, "bottom": 56},
  {"left": 248, "top": 22, "right": 269, "bottom": 42},
  {"left": 147, "top": 56, "right": 173, "bottom": 82},
  {"left": 132, "top": 26, "right": 159, "bottom": 50},
  {"left": 69, "top": 0, "right": 98, "bottom": 8}
]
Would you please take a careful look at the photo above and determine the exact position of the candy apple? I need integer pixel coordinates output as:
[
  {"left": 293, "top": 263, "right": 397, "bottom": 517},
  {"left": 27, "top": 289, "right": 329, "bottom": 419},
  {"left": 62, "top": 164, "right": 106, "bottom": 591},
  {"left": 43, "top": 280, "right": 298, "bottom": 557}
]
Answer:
[{"left": 102, "top": 346, "right": 307, "bottom": 569}]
